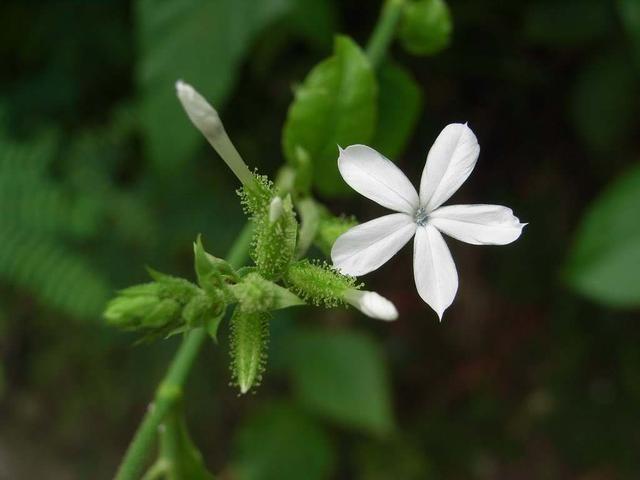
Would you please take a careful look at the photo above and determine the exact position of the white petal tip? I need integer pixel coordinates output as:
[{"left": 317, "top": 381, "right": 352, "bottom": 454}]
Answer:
[
  {"left": 175, "top": 79, "right": 193, "bottom": 98},
  {"left": 344, "top": 290, "right": 399, "bottom": 321},
  {"left": 175, "top": 81, "right": 221, "bottom": 140},
  {"left": 268, "top": 196, "right": 283, "bottom": 223}
]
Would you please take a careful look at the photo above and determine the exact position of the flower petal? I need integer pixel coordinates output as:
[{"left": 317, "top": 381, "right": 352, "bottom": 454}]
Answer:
[
  {"left": 338, "top": 145, "right": 419, "bottom": 215},
  {"left": 429, "top": 204, "right": 526, "bottom": 245},
  {"left": 343, "top": 289, "right": 398, "bottom": 321},
  {"left": 413, "top": 224, "right": 458, "bottom": 320},
  {"left": 332, "top": 213, "right": 416, "bottom": 276},
  {"left": 419, "top": 123, "right": 480, "bottom": 211}
]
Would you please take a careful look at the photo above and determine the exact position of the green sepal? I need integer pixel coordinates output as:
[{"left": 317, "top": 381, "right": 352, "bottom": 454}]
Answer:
[
  {"left": 229, "top": 308, "right": 270, "bottom": 394},
  {"left": 193, "top": 235, "right": 238, "bottom": 288},
  {"left": 193, "top": 235, "right": 238, "bottom": 293},
  {"left": 398, "top": 0, "right": 452, "bottom": 56},
  {"left": 206, "top": 312, "right": 225, "bottom": 343},
  {"left": 253, "top": 195, "right": 298, "bottom": 281},
  {"left": 285, "top": 260, "right": 359, "bottom": 308},
  {"left": 236, "top": 266, "right": 258, "bottom": 278}
]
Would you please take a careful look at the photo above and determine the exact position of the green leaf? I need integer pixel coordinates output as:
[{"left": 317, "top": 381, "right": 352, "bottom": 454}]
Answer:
[
  {"left": 282, "top": 35, "right": 377, "bottom": 197},
  {"left": 136, "top": 0, "right": 291, "bottom": 173},
  {"left": 287, "top": 328, "right": 394, "bottom": 434},
  {"left": 373, "top": 62, "right": 423, "bottom": 159},
  {"left": 233, "top": 401, "right": 335, "bottom": 480},
  {"left": 398, "top": 0, "right": 452, "bottom": 56},
  {"left": 569, "top": 51, "right": 637, "bottom": 153},
  {"left": 566, "top": 164, "right": 640, "bottom": 306}
]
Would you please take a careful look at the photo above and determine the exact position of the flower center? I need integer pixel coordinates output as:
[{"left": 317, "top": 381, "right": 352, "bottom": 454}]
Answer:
[{"left": 414, "top": 207, "right": 429, "bottom": 226}]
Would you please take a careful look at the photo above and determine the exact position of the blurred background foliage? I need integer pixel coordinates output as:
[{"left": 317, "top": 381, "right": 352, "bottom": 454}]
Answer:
[{"left": 1, "top": 0, "right": 640, "bottom": 478}]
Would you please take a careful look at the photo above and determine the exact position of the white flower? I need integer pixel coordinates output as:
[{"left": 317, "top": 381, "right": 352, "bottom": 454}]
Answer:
[
  {"left": 331, "top": 123, "right": 526, "bottom": 320},
  {"left": 343, "top": 289, "right": 398, "bottom": 321}
]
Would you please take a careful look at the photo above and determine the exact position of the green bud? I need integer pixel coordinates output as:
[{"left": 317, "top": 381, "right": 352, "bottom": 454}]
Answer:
[
  {"left": 314, "top": 213, "right": 358, "bottom": 257},
  {"left": 104, "top": 269, "right": 206, "bottom": 336},
  {"left": 229, "top": 308, "right": 269, "bottom": 394},
  {"left": 285, "top": 259, "right": 359, "bottom": 308},
  {"left": 230, "top": 272, "right": 304, "bottom": 313},
  {"left": 148, "top": 269, "right": 200, "bottom": 304},
  {"left": 252, "top": 195, "right": 298, "bottom": 280},
  {"left": 399, "top": 0, "right": 452, "bottom": 56},
  {"left": 104, "top": 287, "right": 160, "bottom": 328},
  {"left": 182, "top": 292, "right": 223, "bottom": 328},
  {"left": 145, "top": 299, "right": 182, "bottom": 328}
]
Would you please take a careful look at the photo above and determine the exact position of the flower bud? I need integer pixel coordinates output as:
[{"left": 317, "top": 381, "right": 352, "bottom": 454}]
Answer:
[
  {"left": 176, "top": 80, "right": 254, "bottom": 187},
  {"left": 230, "top": 272, "right": 303, "bottom": 313},
  {"left": 104, "top": 282, "right": 182, "bottom": 331},
  {"left": 343, "top": 289, "right": 398, "bottom": 321},
  {"left": 175, "top": 80, "right": 223, "bottom": 142},
  {"left": 182, "top": 292, "right": 223, "bottom": 328},
  {"left": 229, "top": 309, "right": 269, "bottom": 394},
  {"left": 253, "top": 194, "right": 298, "bottom": 281},
  {"left": 398, "top": 0, "right": 452, "bottom": 56}
]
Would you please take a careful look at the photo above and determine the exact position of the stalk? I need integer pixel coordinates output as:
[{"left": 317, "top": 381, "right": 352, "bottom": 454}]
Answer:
[
  {"left": 113, "top": 223, "right": 252, "bottom": 480},
  {"left": 365, "top": 0, "right": 406, "bottom": 68}
]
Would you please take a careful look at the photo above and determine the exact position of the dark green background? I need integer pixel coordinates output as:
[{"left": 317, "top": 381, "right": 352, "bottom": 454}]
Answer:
[{"left": 1, "top": 0, "right": 639, "bottom": 478}]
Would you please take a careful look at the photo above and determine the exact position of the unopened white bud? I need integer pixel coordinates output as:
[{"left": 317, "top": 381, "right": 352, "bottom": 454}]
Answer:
[
  {"left": 268, "top": 196, "right": 283, "bottom": 223},
  {"left": 176, "top": 80, "right": 223, "bottom": 141},
  {"left": 343, "top": 289, "right": 398, "bottom": 321},
  {"left": 175, "top": 80, "right": 254, "bottom": 187}
]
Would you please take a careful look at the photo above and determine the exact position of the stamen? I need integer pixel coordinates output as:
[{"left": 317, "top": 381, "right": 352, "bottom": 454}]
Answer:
[{"left": 415, "top": 207, "right": 429, "bottom": 226}]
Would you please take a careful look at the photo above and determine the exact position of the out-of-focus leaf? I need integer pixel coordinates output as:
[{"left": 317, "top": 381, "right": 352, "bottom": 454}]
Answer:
[
  {"left": 356, "top": 435, "right": 433, "bottom": 480},
  {"left": 523, "top": 0, "right": 611, "bottom": 47},
  {"left": 287, "top": 328, "right": 394, "bottom": 434},
  {"left": 569, "top": 51, "right": 637, "bottom": 153},
  {"left": 233, "top": 401, "right": 335, "bottom": 480},
  {"left": 618, "top": 0, "right": 640, "bottom": 68},
  {"left": 566, "top": 164, "right": 640, "bottom": 306},
  {"left": 398, "top": 0, "right": 452, "bottom": 56},
  {"left": 282, "top": 36, "right": 377, "bottom": 197},
  {"left": 136, "top": 0, "right": 290, "bottom": 173},
  {"left": 373, "top": 62, "right": 422, "bottom": 159},
  {"left": 160, "top": 404, "right": 216, "bottom": 480}
]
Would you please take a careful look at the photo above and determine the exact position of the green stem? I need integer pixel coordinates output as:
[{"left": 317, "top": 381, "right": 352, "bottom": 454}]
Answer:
[
  {"left": 114, "top": 222, "right": 253, "bottom": 480},
  {"left": 365, "top": 0, "right": 406, "bottom": 68}
]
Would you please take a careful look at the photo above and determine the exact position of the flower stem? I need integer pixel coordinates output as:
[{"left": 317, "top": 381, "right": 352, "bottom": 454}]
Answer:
[
  {"left": 113, "top": 222, "right": 252, "bottom": 480},
  {"left": 365, "top": 0, "right": 406, "bottom": 68}
]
